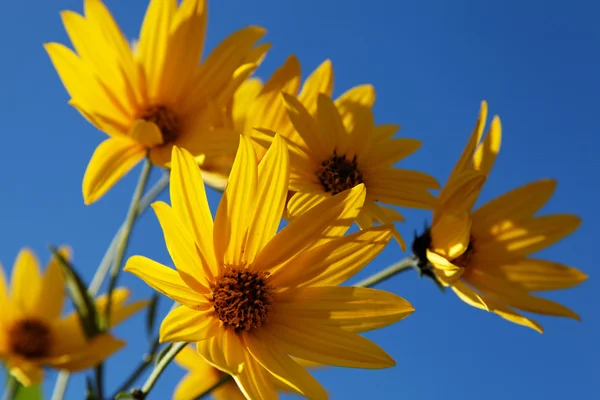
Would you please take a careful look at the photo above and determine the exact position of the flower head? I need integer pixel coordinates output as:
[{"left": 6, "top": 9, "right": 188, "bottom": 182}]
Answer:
[
  {"left": 125, "top": 136, "right": 414, "bottom": 399},
  {"left": 45, "top": 0, "right": 267, "bottom": 204},
  {"left": 0, "top": 248, "right": 146, "bottom": 386},
  {"left": 230, "top": 57, "right": 439, "bottom": 248},
  {"left": 413, "top": 101, "right": 587, "bottom": 332}
]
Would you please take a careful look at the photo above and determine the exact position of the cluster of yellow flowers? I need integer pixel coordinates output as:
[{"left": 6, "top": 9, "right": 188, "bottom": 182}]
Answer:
[{"left": 0, "top": 0, "right": 586, "bottom": 399}]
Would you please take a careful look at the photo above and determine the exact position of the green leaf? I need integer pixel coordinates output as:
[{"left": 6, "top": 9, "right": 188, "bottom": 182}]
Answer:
[
  {"left": 146, "top": 294, "right": 160, "bottom": 337},
  {"left": 49, "top": 245, "right": 100, "bottom": 338},
  {"left": 114, "top": 393, "right": 134, "bottom": 399},
  {"left": 14, "top": 383, "right": 43, "bottom": 400}
]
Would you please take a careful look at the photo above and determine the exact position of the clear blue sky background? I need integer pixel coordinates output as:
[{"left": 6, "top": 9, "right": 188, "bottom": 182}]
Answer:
[{"left": 1, "top": 0, "right": 598, "bottom": 399}]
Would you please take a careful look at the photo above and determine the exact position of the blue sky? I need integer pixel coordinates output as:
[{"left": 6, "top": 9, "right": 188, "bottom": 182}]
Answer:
[{"left": 1, "top": 0, "right": 598, "bottom": 399}]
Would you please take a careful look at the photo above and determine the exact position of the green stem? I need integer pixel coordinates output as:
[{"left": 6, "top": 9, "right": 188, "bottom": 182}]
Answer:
[
  {"left": 95, "top": 364, "right": 104, "bottom": 400},
  {"left": 50, "top": 372, "right": 70, "bottom": 400},
  {"left": 104, "top": 158, "right": 153, "bottom": 326},
  {"left": 132, "top": 342, "right": 187, "bottom": 399},
  {"left": 109, "top": 337, "right": 160, "bottom": 398},
  {"left": 195, "top": 375, "right": 233, "bottom": 399},
  {"left": 1, "top": 376, "right": 18, "bottom": 400},
  {"left": 355, "top": 256, "right": 417, "bottom": 288}
]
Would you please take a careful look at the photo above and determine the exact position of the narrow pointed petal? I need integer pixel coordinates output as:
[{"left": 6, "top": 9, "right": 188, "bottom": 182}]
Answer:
[
  {"left": 297, "top": 59, "right": 334, "bottom": 114},
  {"left": 11, "top": 249, "right": 42, "bottom": 315},
  {"left": 271, "top": 225, "right": 392, "bottom": 288},
  {"left": 243, "top": 135, "right": 290, "bottom": 263},
  {"left": 287, "top": 191, "right": 329, "bottom": 219},
  {"left": 93, "top": 287, "right": 148, "bottom": 327},
  {"left": 282, "top": 92, "right": 329, "bottom": 160},
  {"left": 430, "top": 212, "right": 472, "bottom": 259},
  {"left": 489, "top": 258, "right": 587, "bottom": 291},
  {"left": 234, "top": 353, "right": 278, "bottom": 400},
  {"left": 8, "top": 361, "right": 44, "bottom": 387},
  {"left": 160, "top": 305, "right": 219, "bottom": 343},
  {"left": 473, "top": 115, "right": 502, "bottom": 176},
  {"left": 43, "top": 334, "right": 124, "bottom": 371},
  {"left": 261, "top": 316, "right": 396, "bottom": 369},
  {"left": 196, "top": 332, "right": 245, "bottom": 375},
  {"left": 254, "top": 184, "right": 366, "bottom": 271},
  {"left": 34, "top": 247, "right": 70, "bottom": 320},
  {"left": 450, "top": 101, "right": 488, "bottom": 176},
  {"left": 316, "top": 93, "right": 349, "bottom": 154},
  {"left": 426, "top": 250, "right": 464, "bottom": 283},
  {"left": 245, "top": 332, "right": 328, "bottom": 400},
  {"left": 170, "top": 146, "right": 218, "bottom": 275},
  {"left": 478, "top": 294, "right": 544, "bottom": 333},
  {"left": 213, "top": 136, "right": 258, "bottom": 265},
  {"left": 451, "top": 280, "right": 489, "bottom": 311},
  {"left": 275, "top": 286, "right": 414, "bottom": 333},
  {"left": 438, "top": 170, "right": 487, "bottom": 215},
  {"left": 366, "top": 138, "right": 422, "bottom": 167},
  {"left": 82, "top": 137, "right": 146, "bottom": 205},
  {"left": 124, "top": 255, "right": 209, "bottom": 306},
  {"left": 152, "top": 201, "right": 212, "bottom": 290}
]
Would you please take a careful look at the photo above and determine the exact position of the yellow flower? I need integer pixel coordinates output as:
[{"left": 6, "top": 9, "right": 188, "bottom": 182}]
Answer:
[
  {"left": 237, "top": 57, "right": 439, "bottom": 248},
  {"left": 0, "top": 248, "right": 146, "bottom": 386},
  {"left": 45, "top": 0, "right": 267, "bottom": 204},
  {"left": 414, "top": 101, "right": 587, "bottom": 332},
  {"left": 125, "top": 136, "right": 414, "bottom": 399}
]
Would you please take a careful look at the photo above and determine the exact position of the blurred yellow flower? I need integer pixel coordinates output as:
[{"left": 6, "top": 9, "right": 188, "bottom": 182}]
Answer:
[
  {"left": 126, "top": 136, "right": 413, "bottom": 399},
  {"left": 0, "top": 248, "right": 146, "bottom": 386},
  {"left": 45, "top": 0, "right": 267, "bottom": 204},
  {"left": 413, "top": 101, "right": 587, "bottom": 332},
  {"left": 241, "top": 59, "right": 439, "bottom": 247}
]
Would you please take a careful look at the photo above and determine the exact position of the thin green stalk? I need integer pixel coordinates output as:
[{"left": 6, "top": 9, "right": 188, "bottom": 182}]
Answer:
[
  {"left": 131, "top": 342, "right": 187, "bottom": 399},
  {"left": 1, "top": 376, "right": 18, "bottom": 400},
  {"left": 195, "top": 375, "right": 233, "bottom": 399},
  {"left": 355, "top": 256, "right": 417, "bottom": 288},
  {"left": 109, "top": 337, "right": 160, "bottom": 399},
  {"left": 104, "top": 158, "right": 153, "bottom": 326}
]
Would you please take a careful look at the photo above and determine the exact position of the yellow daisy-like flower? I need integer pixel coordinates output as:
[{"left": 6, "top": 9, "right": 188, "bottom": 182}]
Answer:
[
  {"left": 254, "top": 86, "right": 438, "bottom": 247},
  {"left": 125, "top": 136, "right": 414, "bottom": 399},
  {"left": 45, "top": 0, "right": 267, "bottom": 204},
  {"left": 0, "top": 248, "right": 146, "bottom": 386},
  {"left": 413, "top": 101, "right": 587, "bottom": 332}
]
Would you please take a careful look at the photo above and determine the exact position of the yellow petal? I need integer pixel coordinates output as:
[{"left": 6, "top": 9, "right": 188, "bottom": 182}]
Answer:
[
  {"left": 10, "top": 248, "right": 42, "bottom": 315},
  {"left": 34, "top": 247, "right": 70, "bottom": 320},
  {"left": 275, "top": 286, "right": 414, "bottom": 333},
  {"left": 430, "top": 212, "right": 472, "bottom": 259},
  {"left": 262, "top": 316, "right": 395, "bottom": 369},
  {"left": 130, "top": 119, "right": 164, "bottom": 147},
  {"left": 244, "top": 332, "right": 327, "bottom": 400},
  {"left": 316, "top": 93, "right": 349, "bottom": 154},
  {"left": 233, "top": 77, "right": 262, "bottom": 134},
  {"left": 243, "top": 134, "right": 290, "bottom": 263},
  {"left": 372, "top": 124, "right": 399, "bottom": 143},
  {"left": 160, "top": 305, "right": 219, "bottom": 343},
  {"left": 426, "top": 250, "right": 464, "bottom": 283},
  {"left": 286, "top": 191, "right": 329, "bottom": 220},
  {"left": 8, "top": 361, "right": 44, "bottom": 387},
  {"left": 93, "top": 287, "right": 148, "bottom": 327},
  {"left": 136, "top": 0, "right": 176, "bottom": 100},
  {"left": 366, "top": 171, "right": 439, "bottom": 209},
  {"left": 170, "top": 146, "right": 219, "bottom": 276},
  {"left": 364, "top": 138, "right": 422, "bottom": 167},
  {"left": 233, "top": 352, "right": 278, "bottom": 400},
  {"left": 363, "top": 201, "right": 407, "bottom": 251},
  {"left": 472, "top": 179, "right": 557, "bottom": 238},
  {"left": 332, "top": 87, "right": 375, "bottom": 159},
  {"left": 254, "top": 184, "right": 366, "bottom": 272},
  {"left": 466, "top": 270, "right": 580, "bottom": 320},
  {"left": 173, "top": 371, "right": 224, "bottom": 400},
  {"left": 124, "top": 255, "right": 209, "bottom": 306},
  {"left": 213, "top": 136, "right": 258, "bottom": 265},
  {"left": 297, "top": 59, "right": 334, "bottom": 114},
  {"left": 477, "top": 294, "right": 544, "bottom": 333},
  {"left": 451, "top": 280, "right": 489, "bottom": 311},
  {"left": 196, "top": 332, "right": 245, "bottom": 376},
  {"left": 282, "top": 92, "right": 329, "bottom": 160},
  {"left": 270, "top": 225, "right": 392, "bottom": 288},
  {"left": 450, "top": 100, "right": 488, "bottom": 176},
  {"left": 82, "top": 137, "right": 146, "bottom": 205},
  {"left": 492, "top": 258, "right": 587, "bottom": 292},
  {"left": 438, "top": 169, "right": 487, "bottom": 215},
  {"left": 152, "top": 201, "right": 212, "bottom": 290},
  {"left": 473, "top": 115, "right": 502, "bottom": 176},
  {"left": 44, "top": 334, "right": 124, "bottom": 371}
]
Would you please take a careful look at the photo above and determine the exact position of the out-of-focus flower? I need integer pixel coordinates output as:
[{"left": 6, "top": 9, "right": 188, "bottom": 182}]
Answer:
[
  {"left": 126, "top": 136, "right": 413, "bottom": 399},
  {"left": 0, "top": 248, "right": 146, "bottom": 386},
  {"left": 45, "top": 0, "right": 267, "bottom": 204}
]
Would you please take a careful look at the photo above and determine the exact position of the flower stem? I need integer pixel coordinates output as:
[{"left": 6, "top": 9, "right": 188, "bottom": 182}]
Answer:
[
  {"left": 1, "top": 377, "right": 18, "bottom": 400},
  {"left": 355, "top": 256, "right": 418, "bottom": 288},
  {"left": 131, "top": 342, "right": 187, "bottom": 399},
  {"left": 109, "top": 337, "right": 160, "bottom": 399},
  {"left": 50, "top": 372, "right": 70, "bottom": 400}
]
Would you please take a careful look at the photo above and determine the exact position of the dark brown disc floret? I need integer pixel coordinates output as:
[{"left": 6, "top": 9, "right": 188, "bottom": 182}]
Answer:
[
  {"left": 8, "top": 318, "right": 52, "bottom": 359},
  {"left": 141, "top": 104, "right": 181, "bottom": 144},
  {"left": 316, "top": 150, "right": 363, "bottom": 195},
  {"left": 211, "top": 265, "right": 273, "bottom": 333}
]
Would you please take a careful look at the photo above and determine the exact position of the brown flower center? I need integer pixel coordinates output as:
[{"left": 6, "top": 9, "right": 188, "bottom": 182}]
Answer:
[
  {"left": 211, "top": 266, "right": 273, "bottom": 333},
  {"left": 141, "top": 105, "right": 180, "bottom": 144},
  {"left": 316, "top": 151, "right": 363, "bottom": 195},
  {"left": 8, "top": 318, "right": 52, "bottom": 359},
  {"left": 452, "top": 237, "right": 476, "bottom": 268}
]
